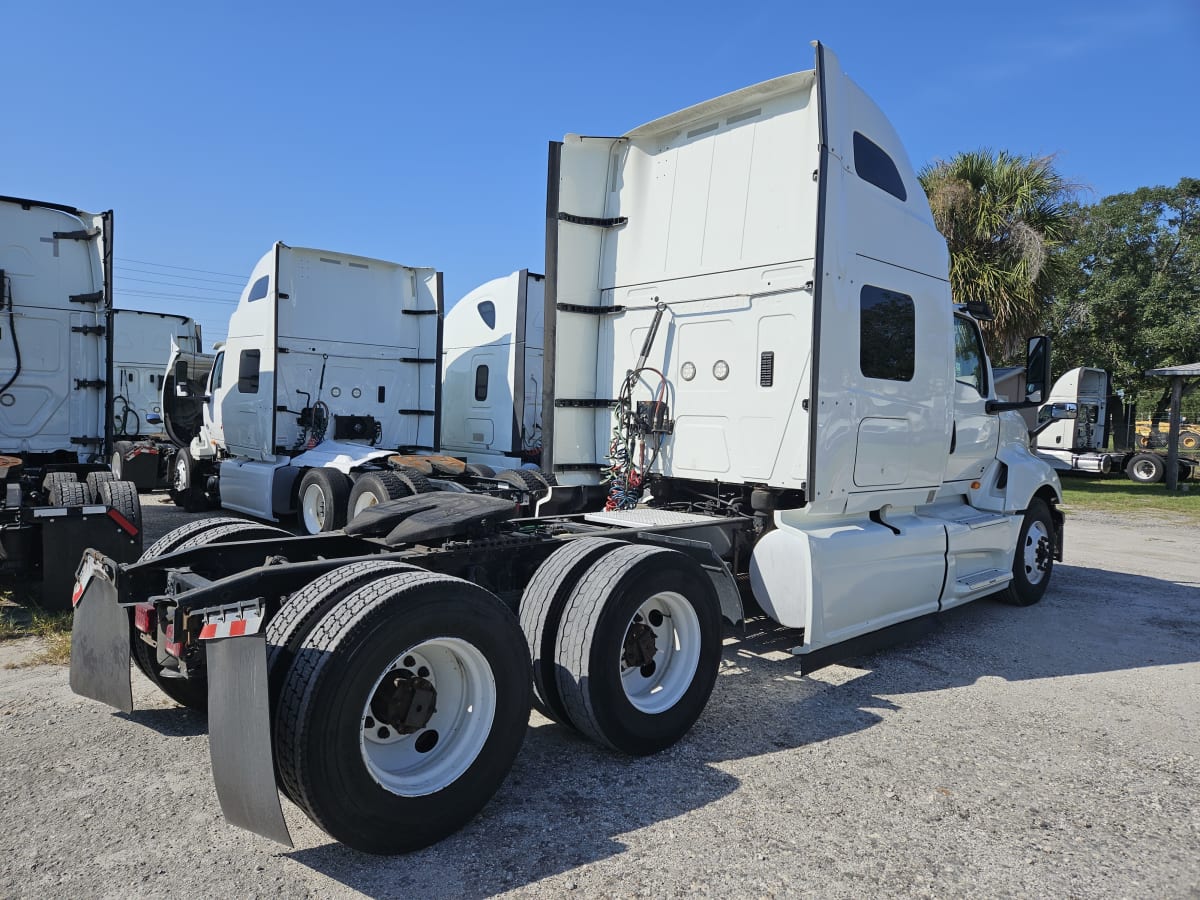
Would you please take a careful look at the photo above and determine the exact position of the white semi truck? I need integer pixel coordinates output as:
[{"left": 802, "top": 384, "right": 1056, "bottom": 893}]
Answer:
[
  {"left": 71, "top": 43, "right": 1064, "bottom": 854},
  {"left": 109, "top": 309, "right": 202, "bottom": 491},
  {"left": 0, "top": 195, "right": 143, "bottom": 607},
  {"left": 160, "top": 253, "right": 555, "bottom": 532},
  {"left": 1034, "top": 367, "right": 1196, "bottom": 484},
  {"left": 440, "top": 269, "right": 546, "bottom": 471}
]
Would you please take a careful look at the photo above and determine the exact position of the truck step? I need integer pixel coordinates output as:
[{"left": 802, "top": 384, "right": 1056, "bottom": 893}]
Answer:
[
  {"left": 940, "top": 509, "right": 1009, "bottom": 529},
  {"left": 955, "top": 568, "right": 1011, "bottom": 592}
]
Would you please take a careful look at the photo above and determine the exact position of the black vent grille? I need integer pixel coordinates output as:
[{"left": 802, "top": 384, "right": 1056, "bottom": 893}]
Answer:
[{"left": 760, "top": 351, "right": 775, "bottom": 387}]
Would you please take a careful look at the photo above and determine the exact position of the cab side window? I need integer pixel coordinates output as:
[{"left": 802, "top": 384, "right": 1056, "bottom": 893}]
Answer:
[
  {"left": 210, "top": 351, "right": 224, "bottom": 393},
  {"left": 954, "top": 316, "right": 988, "bottom": 395}
]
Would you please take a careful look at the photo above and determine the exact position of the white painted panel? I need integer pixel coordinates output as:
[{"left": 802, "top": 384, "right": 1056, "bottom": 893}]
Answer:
[{"left": 853, "top": 417, "right": 911, "bottom": 486}]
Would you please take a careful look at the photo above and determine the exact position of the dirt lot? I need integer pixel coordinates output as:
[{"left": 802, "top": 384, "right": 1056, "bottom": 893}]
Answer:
[{"left": 0, "top": 495, "right": 1197, "bottom": 898}]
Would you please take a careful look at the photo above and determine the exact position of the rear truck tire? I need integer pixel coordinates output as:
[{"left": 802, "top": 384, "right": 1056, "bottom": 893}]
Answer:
[
  {"left": 97, "top": 480, "right": 142, "bottom": 535},
  {"left": 1126, "top": 452, "right": 1165, "bottom": 485},
  {"left": 463, "top": 463, "right": 495, "bottom": 478},
  {"left": 1000, "top": 499, "right": 1055, "bottom": 607},
  {"left": 170, "top": 447, "right": 209, "bottom": 511},
  {"left": 131, "top": 519, "right": 292, "bottom": 710},
  {"left": 49, "top": 480, "right": 88, "bottom": 507},
  {"left": 553, "top": 544, "right": 723, "bottom": 756},
  {"left": 265, "top": 560, "right": 418, "bottom": 800},
  {"left": 298, "top": 468, "right": 352, "bottom": 534},
  {"left": 41, "top": 471, "right": 77, "bottom": 494},
  {"left": 392, "top": 465, "right": 434, "bottom": 494},
  {"left": 495, "top": 468, "right": 549, "bottom": 503},
  {"left": 531, "top": 467, "right": 557, "bottom": 488},
  {"left": 110, "top": 441, "right": 133, "bottom": 481},
  {"left": 519, "top": 537, "right": 624, "bottom": 725},
  {"left": 273, "top": 570, "right": 532, "bottom": 854},
  {"left": 347, "top": 472, "right": 412, "bottom": 523},
  {"left": 85, "top": 470, "right": 117, "bottom": 503}
]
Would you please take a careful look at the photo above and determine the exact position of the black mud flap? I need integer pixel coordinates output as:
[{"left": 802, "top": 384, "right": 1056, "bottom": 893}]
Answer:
[
  {"left": 68, "top": 553, "right": 133, "bottom": 713},
  {"left": 206, "top": 633, "right": 293, "bottom": 847}
]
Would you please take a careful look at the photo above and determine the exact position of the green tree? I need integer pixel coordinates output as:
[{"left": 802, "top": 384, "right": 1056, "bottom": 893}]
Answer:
[
  {"left": 1047, "top": 178, "right": 1200, "bottom": 414},
  {"left": 919, "top": 150, "right": 1076, "bottom": 361}
]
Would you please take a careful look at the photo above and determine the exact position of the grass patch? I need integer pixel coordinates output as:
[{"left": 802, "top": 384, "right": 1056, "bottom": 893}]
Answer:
[
  {"left": 0, "top": 594, "right": 73, "bottom": 667},
  {"left": 1058, "top": 476, "right": 1200, "bottom": 523}
]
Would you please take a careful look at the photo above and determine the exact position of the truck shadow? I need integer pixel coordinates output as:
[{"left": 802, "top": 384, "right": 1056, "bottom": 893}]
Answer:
[{"left": 284, "top": 561, "right": 1198, "bottom": 896}]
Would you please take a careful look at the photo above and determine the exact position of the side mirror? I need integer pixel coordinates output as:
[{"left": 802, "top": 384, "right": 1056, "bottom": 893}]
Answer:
[
  {"left": 1024, "top": 335, "right": 1051, "bottom": 405},
  {"left": 1048, "top": 402, "right": 1077, "bottom": 421}
]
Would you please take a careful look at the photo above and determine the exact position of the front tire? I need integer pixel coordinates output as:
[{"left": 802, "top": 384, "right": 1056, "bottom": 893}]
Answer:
[
  {"left": 170, "top": 447, "right": 209, "bottom": 511},
  {"left": 1001, "top": 499, "right": 1055, "bottom": 607},
  {"left": 553, "top": 544, "right": 722, "bottom": 756},
  {"left": 273, "top": 570, "right": 532, "bottom": 854}
]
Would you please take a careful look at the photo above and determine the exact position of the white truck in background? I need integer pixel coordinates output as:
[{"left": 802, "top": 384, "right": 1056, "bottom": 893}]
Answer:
[
  {"left": 161, "top": 244, "right": 554, "bottom": 533},
  {"left": 109, "top": 309, "right": 202, "bottom": 491},
  {"left": 73, "top": 43, "right": 1065, "bottom": 854},
  {"left": 441, "top": 269, "right": 545, "bottom": 472},
  {"left": 0, "top": 195, "right": 142, "bottom": 607},
  {"left": 1034, "top": 366, "right": 1197, "bottom": 484}
]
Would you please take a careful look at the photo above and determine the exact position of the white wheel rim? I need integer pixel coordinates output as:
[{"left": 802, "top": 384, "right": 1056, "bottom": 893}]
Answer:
[
  {"left": 619, "top": 591, "right": 701, "bottom": 714},
  {"left": 352, "top": 491, "right": 379, "bottom": 517},
  {"left": 1023, "top": 520, "right": 1051, "bottom": 585},
  {"left": 173, "top": 456, "right": 188, "bottom": 491},
  {"left": 1133, "top": 460, "right": 1156, "bottom": 480},
  {"left": 360, "top": 637, "right": 496, "bottom": 796},
  {"left": 301, "top": 483, "right": 327, "bottom": 533},
  {"left": 111, "top": 452, "right": 122, "bottom": 477}
]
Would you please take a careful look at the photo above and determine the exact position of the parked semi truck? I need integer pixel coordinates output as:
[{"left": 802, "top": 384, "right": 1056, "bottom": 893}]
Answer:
[
  {"left": 159, "top": 244, "right": 553, "bottom": 533},
  {"left": 110, "top": 309, "right": 202, "bottom": 491},
  {"left": 1034, "top": 367, "right": 1197, "bottom": 484},
  {"left": 0, "top": 196, "right": 142, "bottom": 606},
  {"left": 441, "top": 269, "right": 546, "bottom": 472},
  {"left": 70, "top": 43, "right": 1063, "bottom": 854}
]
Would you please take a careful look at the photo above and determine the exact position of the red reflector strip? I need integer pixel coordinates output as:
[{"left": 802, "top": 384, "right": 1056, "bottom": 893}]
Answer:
[
  {"left": 133, "top": 603, "right": 155, "bottom": 634},
  {"left": 71, "top": 582, "right": 84, "bottom": 607},
  {"left": 107, "top": 508, "right": 139, "bottom": 536},
  {"left": 163, "top": 624, "right": 182, "bottom": 658},
  {"left": 198, "top": 611, "right": 263, "bottom": 641},
  {"left": 129, "top": 446, "right": 159, "bottom": 457}
]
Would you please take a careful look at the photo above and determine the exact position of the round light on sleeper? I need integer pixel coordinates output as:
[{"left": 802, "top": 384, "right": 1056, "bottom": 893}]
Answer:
[
  {"left": 352, "top": 387, "right": 362, "bottom": 398},
  {"left": 330, "top": 387, "right": 341, "bottom": 398},
  {"left": 713, "top": 360, "right": 730, "bottom": 380},
  {"left": 681, "top": 361, "right": 697, "bottom": 381}
]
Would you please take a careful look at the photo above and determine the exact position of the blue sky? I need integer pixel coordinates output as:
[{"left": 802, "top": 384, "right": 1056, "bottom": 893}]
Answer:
[{"left": 3, "top": 1, "right": 1196, "bottom": 347}]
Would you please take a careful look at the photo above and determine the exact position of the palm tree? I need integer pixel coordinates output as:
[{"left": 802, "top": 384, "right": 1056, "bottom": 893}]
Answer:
[{"left": 919, "top": 151, "right": 1076, "bottom": 361}]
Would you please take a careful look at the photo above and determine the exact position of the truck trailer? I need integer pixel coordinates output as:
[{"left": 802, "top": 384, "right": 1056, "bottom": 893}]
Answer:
[
  {"left": 0, "top": 196, "right": 142, "bottom": 606},
  {"left": 70, "top": 43, "right": 1064, "bottom": 854}
]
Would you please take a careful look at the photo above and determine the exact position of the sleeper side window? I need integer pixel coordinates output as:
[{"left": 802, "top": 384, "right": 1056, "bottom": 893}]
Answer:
[
  {"left": 474, "top": 364, "right": 489, "bottom": 401},
  {"left": 247, "top": 275, "right": 270, "bottom": 303},
  {"left": 853, "top": 132, "right": 907, "bottom": 202},
  {"left": 237, "top": 349, "right": 260, "bottom": 393},
  {"left": 860, "top": 285, "right": 915, "bottom": 382}
]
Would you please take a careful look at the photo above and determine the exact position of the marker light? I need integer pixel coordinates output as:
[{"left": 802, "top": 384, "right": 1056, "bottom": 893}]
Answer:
[
  {"left": 681, "top": 362, "right": 697, "bottom": 381},
  {"left": 713, "top": 360, "right": 730, "bottom": 380}
]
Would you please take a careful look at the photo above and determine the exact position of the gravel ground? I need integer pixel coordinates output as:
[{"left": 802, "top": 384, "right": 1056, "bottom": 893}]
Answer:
[{"left": 0, "top": 496, "right": 1197, "bottom": 898}]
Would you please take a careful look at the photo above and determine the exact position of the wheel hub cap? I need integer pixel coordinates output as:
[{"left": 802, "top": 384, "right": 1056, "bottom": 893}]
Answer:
[
  {"left": 370, "top": 671, "right": 437, "bottom": 735},
  {"left": 622, "top": 621, "right": 658, "bottom": 670}
]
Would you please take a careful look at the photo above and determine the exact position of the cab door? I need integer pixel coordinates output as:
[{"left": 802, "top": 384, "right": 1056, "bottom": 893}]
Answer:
[{"left": 944, "top": 314, "right": 999, "bottom": 483}]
